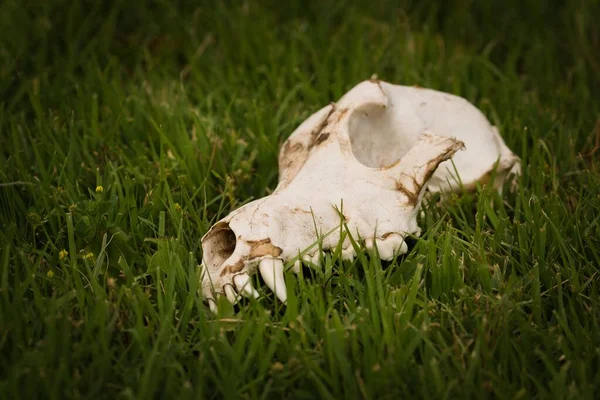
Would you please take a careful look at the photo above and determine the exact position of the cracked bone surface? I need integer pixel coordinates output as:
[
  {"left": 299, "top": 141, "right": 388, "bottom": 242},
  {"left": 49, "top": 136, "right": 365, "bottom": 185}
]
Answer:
[{"left": 200, "top": 80, "right": 520, "bottom": 310}]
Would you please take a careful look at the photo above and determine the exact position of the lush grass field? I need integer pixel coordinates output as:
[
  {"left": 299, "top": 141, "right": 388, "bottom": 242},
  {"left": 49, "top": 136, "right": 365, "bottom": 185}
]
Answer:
[{"left": 1, "top": 0, "right": 599, "bottom": 398}]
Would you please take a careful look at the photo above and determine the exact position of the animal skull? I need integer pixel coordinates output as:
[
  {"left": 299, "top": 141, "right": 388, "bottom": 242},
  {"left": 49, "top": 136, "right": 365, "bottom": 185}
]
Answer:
[{"left": 200, "top": 80, "right": 520, "bottom": 310}]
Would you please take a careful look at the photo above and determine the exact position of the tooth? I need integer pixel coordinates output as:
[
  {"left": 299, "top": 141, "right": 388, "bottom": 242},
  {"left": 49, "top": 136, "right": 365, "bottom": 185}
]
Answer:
[
  {"left": 291, "top": 260, "right": 301, "bottom": 274},
  {"left": 341, "top": 246, "right": 355, "bottom": 261},
  {"left": 398, "top": 240, "right": 409, "bottom": 255},
  {"left": 302, "top": 251, "right": 321, "bottom": 267},
  {"left": 303, "top": 252, "right": 321, "bottom": 266},
  {"left": 208, "top": 298, "right": 218, "bottom": 314},
  {"left": 377, "top": 233, "right": 407, "bottom": 261},
  {"left": 258, "top": 258, "right": 287, "bottom": 303},
  {"left": 377, "top": 241, "right": 395, "bottom": 260},
  {"left": 311, "top": 252, "right": 321, "bottom": 265},
  {"left": 233, "top": 273, "right": 259, "bottom": 298},
  {"left": 224, "top": 284, "right": 239, "bottom": 304}
]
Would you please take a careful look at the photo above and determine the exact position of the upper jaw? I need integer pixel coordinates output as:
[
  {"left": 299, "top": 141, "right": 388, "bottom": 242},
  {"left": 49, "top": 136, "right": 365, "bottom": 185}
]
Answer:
[{"left": 200, "top": 176, "right": 428, "bottom": 301}]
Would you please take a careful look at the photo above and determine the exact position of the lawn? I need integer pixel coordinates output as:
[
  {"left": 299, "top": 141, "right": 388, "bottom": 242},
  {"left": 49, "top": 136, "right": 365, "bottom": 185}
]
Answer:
[{"left": 1, "top": 0, "right": 599, "bottom": 398}]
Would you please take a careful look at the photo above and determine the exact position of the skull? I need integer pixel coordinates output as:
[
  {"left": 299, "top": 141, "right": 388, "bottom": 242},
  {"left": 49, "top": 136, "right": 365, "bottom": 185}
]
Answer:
[{"left": 200, "top": 80, "right": 520, "bottom": 311}]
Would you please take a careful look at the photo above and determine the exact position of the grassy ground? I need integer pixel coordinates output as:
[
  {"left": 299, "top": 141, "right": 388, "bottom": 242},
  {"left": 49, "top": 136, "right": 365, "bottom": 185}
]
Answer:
[{"left": 1, "top": 0, "right": 599, "bottom": 398}]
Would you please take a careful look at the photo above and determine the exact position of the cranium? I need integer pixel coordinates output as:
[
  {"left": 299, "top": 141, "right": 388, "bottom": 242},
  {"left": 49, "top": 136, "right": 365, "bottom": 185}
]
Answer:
[{"left": 200, "top": 80, "right": 520, "bottom": 310}]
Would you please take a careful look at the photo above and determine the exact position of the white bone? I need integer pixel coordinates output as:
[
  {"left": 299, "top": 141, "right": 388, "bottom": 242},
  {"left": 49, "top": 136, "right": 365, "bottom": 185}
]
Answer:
[{"left": 200, "top": 80, "right": 520, "bottom": 305}]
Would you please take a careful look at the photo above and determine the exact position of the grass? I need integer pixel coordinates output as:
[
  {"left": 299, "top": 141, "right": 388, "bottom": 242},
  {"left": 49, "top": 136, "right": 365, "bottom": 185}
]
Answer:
[{"left": 0, "top": 0, "right": 599, "bottom": 398}]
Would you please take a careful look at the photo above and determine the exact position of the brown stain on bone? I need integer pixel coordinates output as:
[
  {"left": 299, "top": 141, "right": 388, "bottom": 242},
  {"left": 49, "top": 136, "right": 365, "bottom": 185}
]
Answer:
[
  {"left": 395, "top": 180, "right": 419, "bottom": 207},
  {"left": 247, "top": 238, "right": 283, "bottom": 259},
  {"left": 277, "top": 106, "right": 336, "bottom": 188},
  {"left": 281, "top": 141, "right": 304, "bottom": 159},
  {"left": 220, "top": 259, "right": 244, "bottom": 276},
  {"left": 381, "top": 158, "right": 402, "bottom": 171},
  {"left": 292, "top": 207, "right": 312, "bottom": 214},
  {"left": 219, "top": 238, "right": 283, "bottom": 276},
  {"left": 393, "top": 139, "right": 465, "bottom": 206},
  {"left": 280, "top": 142, "right": 305, "bottom": 175},
  {"left": 422, "top": 140, "right": 465, "bottom": 185},
  {"left": 332, "top": 107, "right": 349, "bottom": 123},
  {"left": 311, "top": 132, "right": 330, "bottom": 147},
  {"left": 306, "top": 107, "right": 348, "bottom": 150}
]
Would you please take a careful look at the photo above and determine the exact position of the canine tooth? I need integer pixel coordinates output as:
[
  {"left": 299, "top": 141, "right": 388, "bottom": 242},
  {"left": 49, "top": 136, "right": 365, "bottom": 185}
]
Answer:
[
  {"left": 258, "top": 258, "right": 287, "bottom": 303},
  {"left": 233, "top": 273, "right": 259, "bottom": 298},
  {"left": 224, "top": 284, "right": 239, "bottom": 304}
]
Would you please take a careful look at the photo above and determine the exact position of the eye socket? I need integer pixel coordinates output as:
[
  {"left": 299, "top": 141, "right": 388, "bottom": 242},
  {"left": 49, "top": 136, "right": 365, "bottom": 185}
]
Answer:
[
  {"left": 347, "top": 104, "right": 410, "bottom": 169},
  {"left": 202, "top": 222, "right": 237, "bottom": 270}
]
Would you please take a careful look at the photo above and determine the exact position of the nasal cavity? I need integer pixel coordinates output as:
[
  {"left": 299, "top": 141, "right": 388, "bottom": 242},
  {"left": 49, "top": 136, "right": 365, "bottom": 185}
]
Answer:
[{"left": 202, "top": 222, "right": 237, "bottom": 270}]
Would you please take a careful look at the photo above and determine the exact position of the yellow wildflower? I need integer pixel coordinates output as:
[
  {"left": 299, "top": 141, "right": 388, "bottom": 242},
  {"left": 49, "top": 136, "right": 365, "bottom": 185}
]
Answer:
[
  {"left": 47, "top": 270, "right": 55, "bottom": 278},
  {"left": 95, "top": 185, "right": 104, "bottom": 193},
  {"left": 271, "top": 362, "right": 284, "bottom": 371},
  {"left": 84, "top": 252, "right": 94, "bottom": 261},
  {"left": 59, "top": 249, "right": 68, "bottom": 260},
  {"left": 174, "top": 203, "right": 182, "bottom": 212}
]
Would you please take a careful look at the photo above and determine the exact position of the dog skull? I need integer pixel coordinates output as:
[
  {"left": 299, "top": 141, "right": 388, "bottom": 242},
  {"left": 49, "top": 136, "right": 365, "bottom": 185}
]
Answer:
[{"left": 198, "top": 79, "right": 519, "bottom": 310}]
